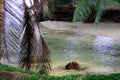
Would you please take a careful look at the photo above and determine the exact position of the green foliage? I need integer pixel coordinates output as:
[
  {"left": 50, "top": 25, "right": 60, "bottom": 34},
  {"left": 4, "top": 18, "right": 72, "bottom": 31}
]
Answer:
[
  {"left": 82, "top": 73, "right": 120, "bottom": 80},
  {"left": 73, "top": 0, "right": 106, "bottom": 24},
  {"left": 44, "top": 0, "right": 120, "bottom": 23},
  {"left": 21, "top": 73, "right": 120, "bottom": 80},
  {"left": 43, "top": 0, "right": 73, "bottom": 20},
  {"left": 0, "top": 64, "right": 82, "bottom": 80},
  {"left": 73, "top": 0, "right": 120, "bottom": 24},
  {"left": 95, "top": 0, "right": 106, "bottom": 24},
  {"left": 1, "top": 65, "right": 120, "bottom": 80},
  {"left": 22, "top": 75, "right": 40, "bottom": 80},
  {"left": 73, "top": 0, "right": 97, "bottom": 22},
  {"left": 108, "top": 0, "right": 120, "bottom": 6}
]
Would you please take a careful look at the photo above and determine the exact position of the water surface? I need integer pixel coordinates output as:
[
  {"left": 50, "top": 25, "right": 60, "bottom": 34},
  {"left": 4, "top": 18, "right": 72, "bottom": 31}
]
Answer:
[{"left": 44, "top": 31, "right": 120, "bottom": 73}]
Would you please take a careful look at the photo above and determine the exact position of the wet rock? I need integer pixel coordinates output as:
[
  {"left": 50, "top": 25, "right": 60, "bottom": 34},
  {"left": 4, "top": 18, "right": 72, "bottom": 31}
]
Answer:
[{"left": 65, "top": 61, "right": 82, "bottom": 70}]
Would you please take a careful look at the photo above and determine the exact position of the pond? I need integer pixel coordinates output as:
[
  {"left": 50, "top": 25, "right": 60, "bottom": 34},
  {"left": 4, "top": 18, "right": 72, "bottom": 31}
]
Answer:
[{"left": 43, "top": 31, "right": 120, "bottom": 74}]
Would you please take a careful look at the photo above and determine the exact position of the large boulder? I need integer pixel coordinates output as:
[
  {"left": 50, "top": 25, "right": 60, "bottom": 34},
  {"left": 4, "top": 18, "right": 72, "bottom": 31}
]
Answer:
[{"left": 65, "top": 61, "right": 82, "bottom": 70}]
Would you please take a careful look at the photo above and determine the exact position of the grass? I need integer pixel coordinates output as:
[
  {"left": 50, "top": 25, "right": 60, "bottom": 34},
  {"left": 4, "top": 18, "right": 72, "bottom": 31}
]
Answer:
[
  {"left": 0, "top": 64, "right": 120, "bottom": 80},
  {"left": 82, "top": 73, "right": 120, "bottom": 80},
  {"left": 22, "top": 74, "right": 82, "bottom": 80},
  {"left": 0, "top": 65, "right": 82, "bottom": 80},
  {"left": 0, "top": 65, "right": 38, "bottom": 75}
]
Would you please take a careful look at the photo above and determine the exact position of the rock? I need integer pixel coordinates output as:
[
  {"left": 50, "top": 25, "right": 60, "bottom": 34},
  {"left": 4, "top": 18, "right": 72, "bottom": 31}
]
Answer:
[{"left": 65, "top": 61, "right": 82, "bottom": 70}]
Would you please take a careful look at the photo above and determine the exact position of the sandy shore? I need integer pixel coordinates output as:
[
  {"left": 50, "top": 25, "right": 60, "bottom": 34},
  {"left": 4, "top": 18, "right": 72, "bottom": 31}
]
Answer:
[{"left": 40, "top": 21, "right": 120, "bottom": 39}]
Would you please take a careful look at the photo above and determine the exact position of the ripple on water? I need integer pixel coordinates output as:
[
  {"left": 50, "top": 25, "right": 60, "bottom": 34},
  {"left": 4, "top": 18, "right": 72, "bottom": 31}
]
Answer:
[
  {"left": 94, "top": 36, "right": 115, "bottom": 55},
  {"left": 45, "top": 32, "right": 120, "bottom": 73},
  {"left": 63, "top": 36, "right": 79, "bottom": 61},
  {"left": 93, "top": 36, "right": 120, "bottom": 67}
]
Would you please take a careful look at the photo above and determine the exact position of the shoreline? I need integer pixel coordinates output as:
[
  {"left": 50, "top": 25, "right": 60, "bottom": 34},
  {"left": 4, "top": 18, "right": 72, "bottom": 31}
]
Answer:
[{"left": 40, "top": 21, "right": 120, "bottom": 39}]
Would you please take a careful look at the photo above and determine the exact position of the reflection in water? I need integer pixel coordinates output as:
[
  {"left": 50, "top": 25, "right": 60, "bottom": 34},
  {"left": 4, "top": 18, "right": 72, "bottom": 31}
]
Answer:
[
  {"left": 93, "top": 36, "right": 117, "bottom": 66},
  {"left": 63, "top": 36, "right": 78, "bottom": 60},
  {"left": 94, "top": 36, "right": 115, "bottom": 55},
  {"left": 63, "top": 32, "right": 84, "bottom": 61}
]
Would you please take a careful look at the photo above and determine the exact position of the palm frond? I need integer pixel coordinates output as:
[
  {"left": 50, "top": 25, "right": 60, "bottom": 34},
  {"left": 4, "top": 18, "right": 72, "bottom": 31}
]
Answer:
[
  {"left": 19, "top": 6, "right": 36, "bottom": 70},
  {"left": 20, "top": 0, "right": 51, "bottom": 74},
  {"left": 95, "top": 0, "right": 106, "bottom": 24},
  {"left": 1, "top": 0, "right": 25, "bottom": 66},
  {"left": 73, "top": 0, "right": 97, "bottom": 22},
  {"left": 73, "top": 0, "right": 107, "bottom": 23},
  {"left": 37, "top": 36, "right": 51, "bottom": 74},
  {"left": 107, "top": 0, "right": 120, "bottom": 6},
  {"left": 43, "top": 0, "right": 56, "bottom": 20},
  {"left": 33, "top": 0, "right": 42, "bottom": 21},
  {"left": 1, "top": 0, "right": 51, "bottom": 74}
]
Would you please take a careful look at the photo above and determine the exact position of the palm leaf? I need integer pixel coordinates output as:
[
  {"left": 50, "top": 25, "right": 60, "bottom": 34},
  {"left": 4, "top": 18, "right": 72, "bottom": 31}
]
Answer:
[
  {"left": 73, "top": 0, "right": 97, "bottom": 22},
  {"left": 1, "top": 0, "right": 51, "bottom": 74},
  {"left": 19, "top": 6, "right": 36, "bottom": 70},
  {"left": 1, "top": 0, "right": 25, "bottom": 66},
  {"left": 20, "top": 0, "right": 51, "bottom": 73},
  {"left": 37, "top": 36, "right": 51, "bottom": 74},
  {"left": 108, "top": 0, "right": 120, "bottom": 6},
  {"left": 73, "top": 0, "right": 106, "bottom": 23},
  {"left": 33, "top": 0, "right": 42, "bottom": 21},
  {"left": 95, "top": 0, "right": 106, "bottom": 24},
  {"left": 43, "top": 0, "right": 56, "bottom": 20}
]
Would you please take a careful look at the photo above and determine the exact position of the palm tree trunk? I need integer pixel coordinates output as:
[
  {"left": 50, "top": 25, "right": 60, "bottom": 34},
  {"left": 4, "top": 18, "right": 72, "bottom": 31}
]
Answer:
[{"left": 0, "top": 0, "right": 3, "bottom": 63}]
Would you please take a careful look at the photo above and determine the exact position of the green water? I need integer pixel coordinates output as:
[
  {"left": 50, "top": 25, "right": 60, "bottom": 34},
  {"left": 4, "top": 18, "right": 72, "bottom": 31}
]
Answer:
[{"left": 43, "top": 32, "right": 120, "bottom": 73}]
